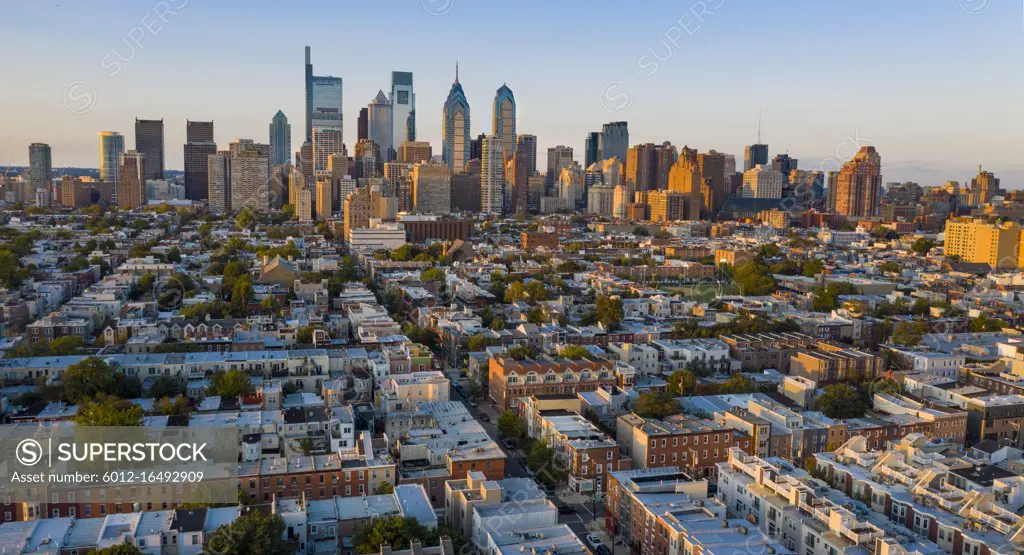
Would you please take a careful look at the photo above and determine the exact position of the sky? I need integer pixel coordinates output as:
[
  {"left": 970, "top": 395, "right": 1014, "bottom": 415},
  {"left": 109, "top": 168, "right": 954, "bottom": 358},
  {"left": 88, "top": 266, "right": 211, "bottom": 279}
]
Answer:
[{"left": 2, "top": 0, "right": 1023, "bottom": 186}]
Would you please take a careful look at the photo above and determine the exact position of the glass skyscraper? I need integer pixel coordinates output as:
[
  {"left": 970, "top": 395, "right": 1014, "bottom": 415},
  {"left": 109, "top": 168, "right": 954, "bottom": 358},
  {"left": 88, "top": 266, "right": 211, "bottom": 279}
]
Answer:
[
  {"left": 269, "top": 111, "right": 292, "bottom": 167},
  {"left": 492, "top": 84, "right": 516, "bottom": 162},
  {"left": 442, "top": 65, "right": 470, "bottom": 172}
]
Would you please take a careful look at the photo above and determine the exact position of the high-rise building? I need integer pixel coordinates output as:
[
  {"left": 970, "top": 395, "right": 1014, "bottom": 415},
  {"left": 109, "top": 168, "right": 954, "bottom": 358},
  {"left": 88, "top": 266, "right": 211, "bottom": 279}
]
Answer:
[
  {"left": 294, "top": 182, "right": 314, "bottom": 222},
  {"left": 626, "top": 143, "right": 658, "bottom": 192},
  {"left": 481, "top": 134, "right": 504, "bottom": 214},
  {"left": 648, "top": 190, "right": 688, "bottom": 222},
  {"left": 299, "top": 141, "right": 314, "bottom": 179},
  {"left": 355, "top": 140, "right": 382, "bottom": 179},
  {"left": 741, "top": 165, "right": 784, "bottom": 199},
  {"left": 269, "top": 111, "right": 291, "bottom": 167},
  {"left": 207, "top": 151, "right": 231, "bottom": 212},
  {"left": 134, "top": 119, "right": 164, "bottom": 181},
  {"left": 343, "top": 185, "right": 389, "bottom": 241},
  {"left": 469, "top": 134, "right": 484, "bottom": 162},
  {"left": 771, "top": 153, "right": 797, "bottom": 176},
  {"left": 98, "top": 132, "right": 125, "bottom": 190},
  {"left": 516, "top": 134, "right": 537, "bottom": 176},
  {"left": 545, "top": 146, "right": 573, "bottom": 192},
  {"left": 826, "top": 171, "right": 839, "bottom": 212},
  {"left": 599, "top": 157, "right": 624, "bottom": 189},
  {"left": 966, "top": 166, "right": 1001, "bottom": 207},
  {"left": 585, "top": 132, "right": 601, "bottom": 169},
  {"left": 559, "top": 162, "right": 584, "bottom": 210},
  {"left": 384, "top": 162, "right": 413, "bottom": 210},
  {"left": 600, "top": 122, "right": 629, "bottom": 164},
  {"left": 304, "top": 46, "right": 313, "bottom": 141},
  {"left": 492, "top": 84, "right": 516, "bottom": 163},
  {"left": 834, "top": 146, "right": 882, "bottom": 217},
  {"left": 412, "top": 162, "right": 452, "bottom": 214},
  {"left": 368, "top": 90, "right": 393, "bottom": 163},
  {"left": 509, "top": 151, "right": 530, "bottom": 215},
  {"left": 654, "top": 142, "right": 678, "bottom": 190},
  {"left": 697, "top": 150, "right": 726, "bottom": 215},
  {"left": 315, "top": 174, "right": 333, "bottom": 222},
  {"left": 743, "top": 144, "right": 768, "bottom": 172},
  {"left": 184, "top": 120, "right": 216, "bottom": 201},
  {"left": 328, "top": 153, "right": 351, "bottom": 212},
  {"left": 391, "top": 71, "right": 415, "bottom": 147},
  {"left": 312, "top": 127, "right": 345, "bottom": 174},
  {"left": 442, "top": 65, "right": 471, "bottom": 172},
  {"left": 117, "top": 150, "right": 146, "bottom": 210},
  {"left": 666, "top": 157, "right": 704, "bottom": 220},
  {"left": 229, "top": 139, "right": 271, "bottom": 211},
  {"left": 311, "top": 74, "right": 343, "bottom": 134},
  {"left": 28, "top": 143, "right": 52, "bottom": 191},
  {"left": 944, "top": 217, "right": 1024, "bottom": 269},
  {"left": 399, "top": 141, "right": 433, "bottom": 164}
]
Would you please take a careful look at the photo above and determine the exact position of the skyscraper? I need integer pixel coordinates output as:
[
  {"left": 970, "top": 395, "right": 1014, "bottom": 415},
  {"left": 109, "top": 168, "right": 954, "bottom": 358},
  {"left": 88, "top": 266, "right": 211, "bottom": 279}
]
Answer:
[
  {"left": 134, "top": 118, "right": 165, "bottom": 180},
  {"left": 117, "top": 150, "right": 146, "bottom": 210},
  {"left": 509, "top": 151, "right": 530, "bottom": 216},
  {"left": 368, "top": 90, "right": 393, "bottom": 163},
  {"left": 585, "top": 132, "right": 601, "bottom": 169},
  {"left": 229, "top": 140, "right": 271, "bottom": 211},
  {"left": 311, "top": 75, "right": 343, "bottom": 135},
  {"left": 399, "top": 141, "right": 433, "bottom": 164},
  {"left": 666, "top": 157, "right": 703, "bottom": 220},
  {"left": 545, "top": 146, "right": 574, "bottom": 192},
  {"left": 470, "top": 134, "right": 484, "bottom": 161},
  {"left": 481, "top": 134, "right": 504, "bottom": 214},
  {"left": 834, "top": 146, "right": 882, "bottom": 217},
  {"left": 98, "top": 131, "right": 125, "bottom": 187},
  {"left": 516, "top": 134, "right": 537, "bottom": 176},
  {"left": 269, "top": 111, "right": 291, "bottom": 167},
  {"left": 312, "top": 128, "right": 345, "bottom": 174},
  {"left": 28, "top": 143, "right": 52, "bottom": 191},
  {"left": 600, "top": 122, "right": 629, "bottom": 164},
  {"left": 743, "top": 144, "right": 768, "bottom": 172},
  {"left": 304, "top": 46, "right": 313, "bottom": 141},
  {"left": 391, "top": 71, "right": 415, "bottom": 147},
  {"left": 184, "top": 120, "right": 216, "bottom": 201},
  {"left": 771, "top": 153, "right": 797, "bottom": 176},
  {"left": 626, "top": 143, "right": 658, "bottom": 192},
  {"left": 442, "top": 65, "right": 471, "bottom": 172},
  {"left": 741, "top": 165, "right": 784, "bottom": 199},
  {"left": 357, "top": 108, "right": 368, "bottom": 142},
  {"left": 492, "top": 84, "right": 516, "bottom": 162},
  {"left": 697, "top": 150, "right": 727, "bottom": 213},
  {"left": 966, "top": 166, "right": 1001, "bottom": 207},
  {"left": 412, "top": 161, "right": 451, "bottom": 214},
  {"left": 207, "top": 151, "right": 231, "bottom": 212}
]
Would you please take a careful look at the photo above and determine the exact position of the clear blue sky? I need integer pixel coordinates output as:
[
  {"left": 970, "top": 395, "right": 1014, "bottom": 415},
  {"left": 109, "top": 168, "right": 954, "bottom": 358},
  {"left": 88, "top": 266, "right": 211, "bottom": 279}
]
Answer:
[{"left": 3, "top": 0, "right": 1022, "bottom": 186}]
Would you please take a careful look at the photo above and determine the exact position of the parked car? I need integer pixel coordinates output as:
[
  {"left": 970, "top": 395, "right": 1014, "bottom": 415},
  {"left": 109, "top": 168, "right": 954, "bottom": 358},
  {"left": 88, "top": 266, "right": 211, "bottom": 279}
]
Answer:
[
  {"left": 557, "top": 504, "right": 576, "bottom": 515},
  {"left": 478, "top": 413, "right": 490, "bottom": 422},
  {"left": 501, "top": 438, "right": 516, "bottom": 450},
  {"left": 467, "top": 398, "right": 478, "bottom": 407},
  {"left": 585, "top": 533, "right": 603, "bottom": 550}
]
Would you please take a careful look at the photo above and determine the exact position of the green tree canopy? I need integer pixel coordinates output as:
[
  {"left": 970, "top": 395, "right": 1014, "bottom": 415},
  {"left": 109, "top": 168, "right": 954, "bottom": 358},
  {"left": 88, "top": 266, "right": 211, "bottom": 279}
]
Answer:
[
  {"left": 497, "top": 410, "right": 526, "bottom": 439},
  {"left": 206, "top": 510, "right": 294, "bottom": 555},
  {"left": 815, "top": 384, "right": 866, "bottom": 419},
  {"left": 207, "top": 369, "right": 253, "bottom": 398},
  {"left": 632, "top": 392, "right": 681, "bottom": 419},
  {"left": 667, "top": 370, "right": 698, "bottom": 396},
  {"left": 352, "top": 516, "right": 437, "bottom": 554},
  {"left": 63, "top": 357, "right": 140, "bottom": 404},
  {"left": 75, "top": 394, "right": 143, "bottom": 426}
]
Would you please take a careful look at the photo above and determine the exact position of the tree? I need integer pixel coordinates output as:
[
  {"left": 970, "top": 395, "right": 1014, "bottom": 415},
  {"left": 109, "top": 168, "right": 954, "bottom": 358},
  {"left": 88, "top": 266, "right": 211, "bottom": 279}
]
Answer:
[
  {"left": 47, "top": 336, "right": 85, "bottom": 355},
  {"left": 207, "top": 369, "right": 253, "bottom": 398},
  {"left": 75, "top": 395, "right": 143, "bottom": 426},
  {"left": 374, "top": 482, "right": 395, "bottom": 495},
  {"left": 167, "top": 246, "right": 182, "bottom": 263},
  {"left": 497, "top": 410, "right": 526, "bottom": 438},
  {"left": 718, "top": 374, "right": 757, "bottom": 394},
  {"left": 757, "top": 244, "right": 781, "bottom": 260},
  {"left": 594, "top": 296, "right": 624, "bottom": 330},
  {"left": 556, "top": 260, "right": 583, "bottom": 273},
  {"left": 668, "top": 370, "right": 697, "bottom": 396},
  {"left": 205, "top": 510, "right": 294, "bottom": 555},
  {"left": 815, "top": 384, "right": 866, "bottom": 419},
  {"left": 524, "top": 280, "right": 550, "bottom": 301},
  {"left": 869, "top": 377, "right": 901, "bottom": 397},
  {"left": 96, "top": 545, "right": 144, "bottom": 555},
  {"left": 504, "top": 281, "right": 527, "bottom": 303},
  {"left": 802, "top": 258, "right": 825, "bottom": 278},
  {"left": 732, "top": 261, "right": 777, "bottom": 296},
  {"left": 296, "top": 326, "right": 315, "bottom": 344},
  {"left": 912, "top": 237, "right": 936, "bottom": 256},
  {"left": 229, "top": 275, "right": 253, "bottom": 317},
  {"left": 527, "top": 440, "right": 566, "bottom": 485},
  {"left": 878, "top": 261, "right": 900, "bottom": 274},
  {"left": 526, "top": 306, "right": 546, "bottom": 325},
  {"left": 559, "top": 345, "right": 590, "bottom": 360},
  {"left": 352, "top": 516, "right": 437, "bottom": 554},
  {"left": 891, "top": 320, "right": 928, "bottom": 346},
  {"left": 632, "top": 392, "right": 681, "bottom": 419},
  {"left": 63, "top": 357, "right": 140, "bottom": 404},
  {"left": 260, "top": 295, "right": 281, "bottom": 316},
  {"left": 148, "top": 375, "right": 186, "bottom": 399},
  {"left": 467, "top": 334, "right": 492, "bottom": 352},
  {"left": 970, "top": 313, "right": 1006, "bottom": 332},
  {"left": 235, "top": 208, "right": 256, "bottom": 231},
  {"left": 155, "top": 395, "right": 191, "bottom": 416},
  {"left": 505, "top": 344, "right": 537, "bottom": 360},
  {"left": 812, "top": 282, "right": 860, "bottom": 311},
  {"left": 420, "top": 268, "right": 445, "bottom": 282},
  {"left": 633, "top": 226, "right": 650, "bottom": 236}
]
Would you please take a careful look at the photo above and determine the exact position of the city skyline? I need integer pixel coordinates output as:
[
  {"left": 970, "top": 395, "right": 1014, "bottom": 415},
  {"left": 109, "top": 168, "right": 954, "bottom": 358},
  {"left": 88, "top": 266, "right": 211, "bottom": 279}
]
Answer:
[{"left": 2, "top": 0, "right": 1023, "bottom": 185}]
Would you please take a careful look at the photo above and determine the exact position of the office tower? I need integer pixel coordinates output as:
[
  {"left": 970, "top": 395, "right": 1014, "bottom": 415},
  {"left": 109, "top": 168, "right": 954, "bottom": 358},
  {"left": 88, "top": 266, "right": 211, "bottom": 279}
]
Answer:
[
  {"left": 771, "top": 153, "right": 797, "bottom": 176},
  {"left": 516, "top": 134, "right": 537, "bottom": 175},
  {"left": 269, "top": 165, "right": 288, "bottom": 210},
  {"left": 654, "top": 142, "right": 678, "bottom": 189},
  {"left": 599, "top": 158, "right": 624, "bottom": 188},
  {"left": 269, "top": 111, "right": 291, "bottom": 166},
  {"left": 944, "top": 217, "right": 1024, "bottom": 269},
  {"left": 295, "top": 182, "right": 314, "bottom": 221},
  {"left": 304, "top": 46, "right": 313, "bottom": 141},
  {"left": 559, "top": 162, "right": 584, "bottom": 210},
  {"left": 207, "top": 151, "right": 231, "bottom": 212},
  {"left": 134, "top": 118, "right": 164, "bottom": 180},
  {"left": 312, "top": 127, "right": 344, "bottom": 173},
  {"left": 28, "top": 143, "right": 52, "bottom": 191},
  {"left": 384, "top": 162, "right": 413, "bottom": 210},
  {"left": 613, "top": 184, "right": 631, "bottom": 220},
  {"left": 183, "top": 120, "right": 216, "bottom": 201},
  {"left": 356, "top": 140, "right": 382, "bottom": 179},
  {"left": 117, "top": 150, "right": 146, "bottom": 210},
  {"left": 328, "top": 153, "right": 351, "bottom": 211},
  {"left": 585, "top": 132, "right": 601, "bottom": 168},
  {"left": 229, "top": 139, "right": 271, "bottom": 211},
  {"left": 834, "top": 146, "right": 882, "bottom": 217},
  {"left": 299, "top": 141, "right": 314, "bottom": 178},
  {"left": 826, "top": 171, "right": 839, "bottom": 212},
  {"left": 98, "top": 131, "right": 125, "bottom": 189},
  {"left": 588, "top": 184, "right": 615, "bottom": 217},
  {"left": 743, "top": 143, "right": 768, "bottom": 172},
  {"left": 786, "top": 170, "right": 826, "bottom": 211},
  {"left": 648, "top": 190, "right": 688, "bottom": 222},
  {"left": 492, "top": 84, "right": 516, "bottom": 163},
  {"left": 625, "top": 143, "right": 658, "bottom": 192},
  {"left": 412, "top": 162, "right": 452, "bottom": 214},
  {"left": 966, "top": 166, "right": 1001, "bottom": 207},
  {"left": 343, "top": 185, "right": 388, "bottom": 241},
  {"left": 741, "top": 165, "right": 784, "bottom": 199},
  {"left": 312, "top": 75, "right": 343, "bottom": 134},
  {"left": 481, "top": 134, "right": 504, "bottom": 214},
  {"left": 442, "top": 65, "right": 471, "bottom": 172},
  {"left": 391, "top": 71, "right": 415, "bottom": 147},
  {"left": 545, "top": 145, "right": 573, "bottom": 192},
  {"left": 509, "top": 151, "right": 530, "bottom": 215},
  {"left": 600, "top": 122, "right": 629, "bottom": 163},
  {"left": 697, "top": 150, "right": 727, "bottom": 214},
  {"left": 400, "top": 141, "right": 433, "bottom": 164},
  {"left": 368, "top": 90, "right": 394, "bottom": 163},
  {"left": 452, "top": 169, "right": 482, "bottom": 213},
  {"left": 315, "top": 174, "right": 333, "bottom": 222},
  {"left": 667, "top": 157, "right": 703, "bottom": 220},
  {"left": 470, "top": 134, "right": 484, "bottom": 161},
  {"left": 357, "top": 108, "right": 368, "bottom": 143}
]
